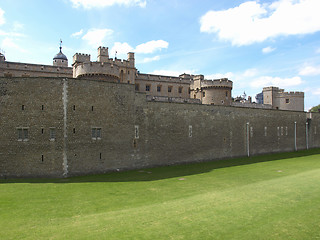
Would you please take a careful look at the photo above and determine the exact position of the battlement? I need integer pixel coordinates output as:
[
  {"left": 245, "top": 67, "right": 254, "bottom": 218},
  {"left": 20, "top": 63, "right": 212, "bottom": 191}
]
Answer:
[
  {"left": 263, "top": 86, "right": 304, "bottom": 97},
  {"left": 73, "top": 61, "right": 120, "bottom": 79},
  {"left": 73, "top": 53, "right": 91, "bottom": 65},
  {"left": 191, "top": 77, "right": 233, "bottom": 90},
  {"left": 278, "top": 91, "right": 304, "bottom": 97}
]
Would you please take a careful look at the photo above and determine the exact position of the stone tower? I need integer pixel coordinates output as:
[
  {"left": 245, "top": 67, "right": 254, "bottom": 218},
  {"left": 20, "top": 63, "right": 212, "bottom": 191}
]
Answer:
[{"left": 53, "top": 40, "right": 68, "bottom": 67}]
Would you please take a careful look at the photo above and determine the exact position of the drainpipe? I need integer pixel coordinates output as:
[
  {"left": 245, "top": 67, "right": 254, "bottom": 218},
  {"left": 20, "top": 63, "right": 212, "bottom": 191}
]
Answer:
[
  {"left": 294, "top": 121, "right": 297, "bottom": 151},
  {"left": 306, "top": 121, "right": 309, "bottom": 150},
  {"left": 246, "top": 122, "right": 250, "bottom": 157}
]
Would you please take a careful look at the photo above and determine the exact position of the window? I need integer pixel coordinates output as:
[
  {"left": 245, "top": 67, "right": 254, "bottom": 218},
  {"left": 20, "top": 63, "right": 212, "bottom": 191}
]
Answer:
[
  {"left": 41, "top": 105, "right": 44, "bottom": 111},
  {"left": 73, "top": 105, "right": 76, "bottom": 111},
  {"left": 202, "top": 91, "right": 205, "bottom": 97},
  {"left": 168, "top": 86, "right": 172, "bottom": 93},
  {"left": 135, "top": 84, "right": 139, "bottom": 91},
  {"left": 49, "top": 128, "right": 56, "bottom": 141},
  {"left": 179, "top": 87, "right": 183, "bottom": 94},
  {"left": 189, "top": 125, "right": 192, "bottom": 138},
  {"left": 134, "top": 125, "right": 139, "bottom": 139},
  {"left": 226, "top": 91, "right": 228, "bottom": 97},
  {"left": 92, "top": 127, "right": 102, "bottom": 140},
  {"left": 146, "top": 85, "right": 151, "bottom": 92},
  {"left": 277, "top": 127, "right": 280, "bottom": 137},
  {"left": 17, "top": 127, "right": 29, "bottom": 141},
  {"left": 281, "top": 126, "right": 284, "bottom": 136},
  {"left": 286, "top": 99, "right": 290, "bottom": 103},
  {"left": 22, "top": 105, "right": 25, "bottom": 110},
  {"left": 250, "top": 127, "right": 253, "bottom": 138},
  {"left": 264, "top": 126, "right": 267, "bottom": 137},
  {"left": 157, "top": 85, "right": 161, "bottom": 92}
]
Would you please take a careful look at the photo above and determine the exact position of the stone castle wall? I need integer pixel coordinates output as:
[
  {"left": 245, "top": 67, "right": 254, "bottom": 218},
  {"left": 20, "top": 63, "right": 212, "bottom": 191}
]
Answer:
[
  {"left": 0, "top": 77, "right": 318, "bottom": 178},
  {"left": 0, "top": 61, "right": 72, "bottom": 78}
]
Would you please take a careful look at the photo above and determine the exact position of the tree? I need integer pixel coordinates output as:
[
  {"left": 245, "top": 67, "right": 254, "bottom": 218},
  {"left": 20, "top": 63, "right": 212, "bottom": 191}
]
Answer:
[{"left": 310, "top": 104, "right": 320, "bottom": 112}]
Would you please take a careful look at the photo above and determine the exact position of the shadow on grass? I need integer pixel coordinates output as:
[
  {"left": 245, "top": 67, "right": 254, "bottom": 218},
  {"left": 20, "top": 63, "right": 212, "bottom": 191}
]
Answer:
[{"left": 1, "top": 148, "right": 320, "bottom": 184}]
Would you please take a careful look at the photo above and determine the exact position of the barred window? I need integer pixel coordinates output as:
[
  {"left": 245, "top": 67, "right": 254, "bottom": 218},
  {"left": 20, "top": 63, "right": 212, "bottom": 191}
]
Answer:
[
  {"left": 17, "top": 127, "right": 29, "bottom": 141},
  {"left": 49, "top": 128, "right": 56, "bottom": 141},
  {"left": 92, "top": 127, "right": 102, "bottom": 140}
]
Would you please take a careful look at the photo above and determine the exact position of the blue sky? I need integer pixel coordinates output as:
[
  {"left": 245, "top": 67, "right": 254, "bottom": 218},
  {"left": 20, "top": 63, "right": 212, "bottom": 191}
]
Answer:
[{"left": 0, "top": 0, "right": 319, "bottom": 110}]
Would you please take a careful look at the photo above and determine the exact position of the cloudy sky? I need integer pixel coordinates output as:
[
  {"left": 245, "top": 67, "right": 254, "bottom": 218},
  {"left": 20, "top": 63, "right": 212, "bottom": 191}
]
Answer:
[{"left": 0, "top": 0, "right": 320, "bottom": 110}]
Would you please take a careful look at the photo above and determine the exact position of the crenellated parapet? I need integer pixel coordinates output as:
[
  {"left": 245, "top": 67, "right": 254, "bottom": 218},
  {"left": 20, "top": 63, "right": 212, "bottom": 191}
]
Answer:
[
  {"left": 73, "top": 53, "right": 91, "bottom": 65},
  {"left": 73, "top": 61, "right": 120, "bottom": 82},
  {"left": 200, "top": 78, "right": 233, "bottom": 89},
  {"left": 190, "top": 75, "right": 233, "bottom": 106},
  {"left": 72, "top": 47, "right": 136, "bottom": 83},
  {"left": 262, "top": 86, "right": 304, "bottom": 111}
]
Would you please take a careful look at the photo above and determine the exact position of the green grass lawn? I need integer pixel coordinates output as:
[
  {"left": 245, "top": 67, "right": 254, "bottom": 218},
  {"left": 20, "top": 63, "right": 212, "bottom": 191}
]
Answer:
[{"left": 1, "top": 149, "right": 320, "bottom": 240}]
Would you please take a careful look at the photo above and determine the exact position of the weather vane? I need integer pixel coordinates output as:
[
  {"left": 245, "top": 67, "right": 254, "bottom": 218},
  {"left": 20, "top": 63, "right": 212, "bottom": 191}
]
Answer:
[{"left": 60, "top": 39, "right": 62, "bottom": 51}]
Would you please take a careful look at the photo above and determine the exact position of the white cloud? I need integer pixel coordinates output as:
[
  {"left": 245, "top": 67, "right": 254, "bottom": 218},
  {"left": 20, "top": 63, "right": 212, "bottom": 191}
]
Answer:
[
  {"left": 262, "top": 46, "right": 276, "bottom": 54},
  {"left": 250, "top": 76, "right": 302, "bottom": 88},
  {"left": 0, "top": 8, "right": 5, "bottom": 25},
  {"left": 109, "top": 40, "right": 168, "bottom": 57},
  {"left": 82, "top": 28, "right": 113, "bottom": 47},
  {"left": 110, "top": 42, "right": 134, "bottom": 57},
  {"left": 70, "top": 0, "right": 146, "bottom": 9},
  {"left": 206, "top": 72, "right": 234, "bottom": 80},
  {"left": 316, "top": 48, "right": 320, "bottom": 54},
  {"left": 71, "top": 29, "right": 83, "bottom": 38},
  {"left": 242, "top": 68, "right": 258, "bottom": 77},
  {"left": 299, "top": 65, "right": 320, "bottom": 76},
  {"left": 140, "top": 55, "right": 160, "bottom": 63},
  {"left": 1, "top": 37, "right": 27, "bottom": 53},
  {"left": 200, "top": 0, "right": 320, "bottom": 46},
  {"left": 13, "top": 21, "right": 24, "bottom": 31},
  {"left": 313, "top": 88, "right": 320, "bottom": 95},
  {"left": 150, "top": 69, "right": 196, "bottom": 77},
  {"left": 135, "top": 40, "right": 169, "bottom": 54}
]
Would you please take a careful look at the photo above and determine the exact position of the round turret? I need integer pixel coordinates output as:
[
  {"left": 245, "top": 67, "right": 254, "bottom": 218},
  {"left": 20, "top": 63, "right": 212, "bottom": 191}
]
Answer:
[{"left": 53, "top": 41, "right": 68, "bottom": 67}]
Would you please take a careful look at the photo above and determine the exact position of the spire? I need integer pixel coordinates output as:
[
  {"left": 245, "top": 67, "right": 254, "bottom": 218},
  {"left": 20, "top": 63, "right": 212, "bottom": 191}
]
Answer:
[{"left": 60, "top": 39, "right": 63, "bottom": 52}]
